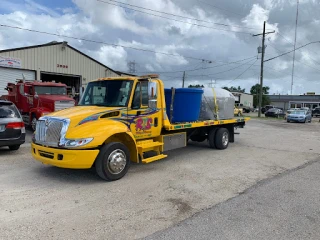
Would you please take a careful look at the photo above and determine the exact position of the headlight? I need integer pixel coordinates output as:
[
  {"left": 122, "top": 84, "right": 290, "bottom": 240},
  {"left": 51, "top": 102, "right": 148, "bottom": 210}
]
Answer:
[{"left": 59, "top": 138, "right": 93, "bottom": 148}]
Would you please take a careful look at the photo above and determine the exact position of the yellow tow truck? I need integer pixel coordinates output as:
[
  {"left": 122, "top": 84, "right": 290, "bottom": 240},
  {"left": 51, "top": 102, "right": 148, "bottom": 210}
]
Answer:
[{"left": 31, "top": 75, "right": 249, "bottom": 181}]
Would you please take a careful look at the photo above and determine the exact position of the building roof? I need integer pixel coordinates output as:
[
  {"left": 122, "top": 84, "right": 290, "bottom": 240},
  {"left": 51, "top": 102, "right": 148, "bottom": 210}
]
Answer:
[
  {"left": 0, "top": 41, "right": 118, "bottom": 74},
  {"left": 268, "top": 94, "right": 320, "bottom": 102},
  {"left": 230, "top": 91, "right": 252, "bottom": 95}
]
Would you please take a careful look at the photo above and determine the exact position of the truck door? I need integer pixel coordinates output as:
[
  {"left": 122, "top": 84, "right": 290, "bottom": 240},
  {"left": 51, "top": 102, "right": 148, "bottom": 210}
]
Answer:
[{"left": 129, "top": 80, "right": 162, "bottom": 139}]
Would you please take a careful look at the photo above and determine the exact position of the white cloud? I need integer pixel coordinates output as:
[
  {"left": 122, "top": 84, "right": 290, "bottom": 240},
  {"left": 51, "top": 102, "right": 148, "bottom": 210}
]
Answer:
[
  {"left": 0, "top": 0, "right": 320, "bottom": 94},
  {"left": 242, "top": 4, "right": 278, "bottom": 41},
  {"left": 93, "top": 45, "right": 128, "bottom": 71},
  {"left": 25, "top": 0, "right": 60, "bottom": 17}
]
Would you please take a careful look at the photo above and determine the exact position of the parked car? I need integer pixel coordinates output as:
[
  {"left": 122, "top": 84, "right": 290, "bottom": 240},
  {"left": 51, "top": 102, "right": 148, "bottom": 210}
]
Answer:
[
  {"left": 0, "top": 100, "right": 25, "bottom": 150},
  {"left": 265, "top": 108, "right": 285, "bottom": 118},
  {"left": 242, "top": 107, "right": 250, "bottom": 113},
  {"left": 234, "top": 107, "right": 243, "bottom": 116},
  {"left": 261, "top": 105, "right": 275, "bottom": 114},
  {"left": 287, "top": 109, "right": 312, "bottom": 123},
  {"left": 312, "top": 107, "right": 320, "bottom": 117},
  {"left": 284, "top": 108, "right": 300, "bottom": 120}
]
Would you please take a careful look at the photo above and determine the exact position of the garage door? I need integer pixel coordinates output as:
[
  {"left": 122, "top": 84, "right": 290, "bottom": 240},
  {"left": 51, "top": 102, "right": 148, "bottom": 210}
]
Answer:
[{"left": 0, "top": 67, "right": 35, "bottom": 96}]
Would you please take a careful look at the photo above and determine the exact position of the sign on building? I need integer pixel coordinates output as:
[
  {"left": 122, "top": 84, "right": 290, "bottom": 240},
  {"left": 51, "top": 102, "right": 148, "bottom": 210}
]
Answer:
[{"left": 0, "top": 56, "right": 21, "bottom": 68}]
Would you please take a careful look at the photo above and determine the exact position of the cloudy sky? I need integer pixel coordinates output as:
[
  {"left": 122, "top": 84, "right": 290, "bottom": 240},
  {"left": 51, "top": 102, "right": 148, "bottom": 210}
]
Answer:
[{"left": 0, "top": 0, "right": 320, "bottom": 94}]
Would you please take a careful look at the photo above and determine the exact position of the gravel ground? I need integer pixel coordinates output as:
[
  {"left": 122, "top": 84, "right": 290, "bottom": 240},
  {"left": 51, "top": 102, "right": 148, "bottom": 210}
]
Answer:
[{"left": 0, "top": 119, "right": 319, "bottom": 240}]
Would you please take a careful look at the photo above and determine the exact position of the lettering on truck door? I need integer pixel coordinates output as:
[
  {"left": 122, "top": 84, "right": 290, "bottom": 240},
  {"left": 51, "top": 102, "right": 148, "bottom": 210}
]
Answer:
[{"left": 129, "top": 80, "right": 162, "bottom": 139}]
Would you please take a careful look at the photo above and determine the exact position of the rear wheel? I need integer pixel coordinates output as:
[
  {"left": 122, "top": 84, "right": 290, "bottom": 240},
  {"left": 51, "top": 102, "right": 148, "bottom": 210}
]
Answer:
[
  {"left": 95, "top": 142, "right": 130, "bottom": 181},
  {"left": 9, "top": 145, "right": 20, "bottom": 151},
  {"left": 215, "top": 128, "right": 229, "bottom": 150},
  {"left": 208, "top": 128, "right": 217, "bottom": 149}
]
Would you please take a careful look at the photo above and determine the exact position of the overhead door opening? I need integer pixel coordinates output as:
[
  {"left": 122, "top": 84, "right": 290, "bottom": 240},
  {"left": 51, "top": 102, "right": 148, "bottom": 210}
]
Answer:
[{"left": 40, "top": 72, "right": 81, "bottom": 100}]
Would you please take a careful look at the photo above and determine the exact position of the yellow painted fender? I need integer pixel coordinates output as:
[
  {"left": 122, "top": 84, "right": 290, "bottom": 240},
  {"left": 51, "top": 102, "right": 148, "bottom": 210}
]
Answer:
[{"left": 66, "top": 119, "right": 138, "bottom": 163}]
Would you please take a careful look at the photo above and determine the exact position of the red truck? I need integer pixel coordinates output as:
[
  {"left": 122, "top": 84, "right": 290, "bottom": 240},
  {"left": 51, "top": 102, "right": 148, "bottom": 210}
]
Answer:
[{"left": 1, "top": 80, "right": 75, "bottom": 130}]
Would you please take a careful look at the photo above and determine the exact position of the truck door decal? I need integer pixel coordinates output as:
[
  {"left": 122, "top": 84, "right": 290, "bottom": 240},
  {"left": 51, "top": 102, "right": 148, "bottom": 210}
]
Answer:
[{"left": 135, "top": 117, "right": 152, "bottom": 132}]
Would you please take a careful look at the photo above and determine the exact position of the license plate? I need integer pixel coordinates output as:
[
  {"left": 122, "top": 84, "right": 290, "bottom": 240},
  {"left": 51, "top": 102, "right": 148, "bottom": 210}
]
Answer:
[{"left": 0, "top": 125, "right": 5, "bottom": 132}]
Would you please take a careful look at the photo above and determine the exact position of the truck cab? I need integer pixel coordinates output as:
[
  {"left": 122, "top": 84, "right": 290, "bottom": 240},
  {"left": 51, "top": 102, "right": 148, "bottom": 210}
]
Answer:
[
  {"left": 1, "top": 80, "right": 75, "bottom": 130},
  {"left": 31, "top": 75, "right": 248, "bottom": 181}
]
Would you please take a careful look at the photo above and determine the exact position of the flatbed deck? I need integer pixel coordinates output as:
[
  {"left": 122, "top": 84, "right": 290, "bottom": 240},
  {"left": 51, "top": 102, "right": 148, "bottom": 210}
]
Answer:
[{"left": 164, "top": 117, "right": 250, "bottom": 131}]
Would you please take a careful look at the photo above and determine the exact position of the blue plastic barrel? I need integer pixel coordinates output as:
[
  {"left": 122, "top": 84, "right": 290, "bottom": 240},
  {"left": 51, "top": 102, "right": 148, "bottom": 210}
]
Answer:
[{"left": 164, "top": 88, "right": 203, "bottom": 123}]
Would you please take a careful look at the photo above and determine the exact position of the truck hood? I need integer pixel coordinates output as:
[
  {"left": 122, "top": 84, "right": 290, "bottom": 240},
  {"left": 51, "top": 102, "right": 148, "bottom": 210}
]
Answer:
[
  {"left": 39, "top": 95, "right": 74, "bottom": 102},
  {"left": 47, "top": 106, "right": 125, "bottom": 127}
]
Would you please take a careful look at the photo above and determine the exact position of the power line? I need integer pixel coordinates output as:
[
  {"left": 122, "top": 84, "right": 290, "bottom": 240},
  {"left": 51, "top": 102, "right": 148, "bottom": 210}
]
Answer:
[
  {"left": 0, "top": 24, "right": 213, "bottom": 62},
  {"left": 136, "top": 56, "right": 257, "bottom": 74},
  {"left": 266, "top": 40, "right": 320, "bottom": 73},
  {"left": 188, "top": 58, "right": 257, "bottom": 77},
  {"left": 97, "top": 0, "right": 267, "bottom": 31},
  {"left": 197, "top": 0, "right": 244, "bottom": 17},
  {"left": 227, "top": 59, "right": 258, "bottom": 84},
  {"left": 96, "top": 0, "right": 253, "bottom": 34},
  {"left": 264, "top": 41, "right": 320, "bottom": 62}
]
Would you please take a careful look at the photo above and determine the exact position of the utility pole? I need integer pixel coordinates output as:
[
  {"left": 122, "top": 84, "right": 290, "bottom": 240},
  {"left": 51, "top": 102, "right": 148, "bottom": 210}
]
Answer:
[
  {"left": 291, "top": 0, "right": 299, "bottom": 95},
  {"left": 253, "top": 21, "right": 275, "bottom": 117},
  {"left": 182, "top": 71, "right": 186, "bottom": 88}
]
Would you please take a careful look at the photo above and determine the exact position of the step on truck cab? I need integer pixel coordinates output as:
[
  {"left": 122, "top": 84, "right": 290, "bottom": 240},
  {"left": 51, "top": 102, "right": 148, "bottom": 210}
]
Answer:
[{"left": 31, "top": 75, "right": 249, "bottom": 181}]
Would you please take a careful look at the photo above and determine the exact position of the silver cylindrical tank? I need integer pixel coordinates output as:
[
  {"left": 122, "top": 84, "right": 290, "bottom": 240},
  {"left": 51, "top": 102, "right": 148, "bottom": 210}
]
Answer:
[{"left": 199, "top": 88, "right": 235, "bottom": 120}]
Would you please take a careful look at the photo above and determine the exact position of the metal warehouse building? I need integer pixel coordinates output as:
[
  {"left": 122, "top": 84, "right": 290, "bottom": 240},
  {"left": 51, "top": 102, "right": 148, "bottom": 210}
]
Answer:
[
  {"left": 268, "top": 94, "right": 320, "bottom": 110},
  {"left": 0, "top": 41, "right": 124, "bottom": 96}
]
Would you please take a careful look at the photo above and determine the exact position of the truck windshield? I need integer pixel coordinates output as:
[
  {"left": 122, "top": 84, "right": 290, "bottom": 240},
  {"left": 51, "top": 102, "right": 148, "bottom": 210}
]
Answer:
[
  {"left": 78, "top": 80, "right": 133, "bottom": 107},
  {"left": 35, "top": 86, "right": 67, "bottom": 95}
]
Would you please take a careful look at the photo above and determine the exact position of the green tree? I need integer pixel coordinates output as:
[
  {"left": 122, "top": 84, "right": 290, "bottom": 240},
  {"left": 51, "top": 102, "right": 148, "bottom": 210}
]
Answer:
[
  {"left": 188, "top": 84, "right": 204, "bottom": 88},
  {"left": 222, "top": 86, "right": 245, "bottom": 93},
  {"left": 250, "top": 84, "right": 270, "bottom": 107}
]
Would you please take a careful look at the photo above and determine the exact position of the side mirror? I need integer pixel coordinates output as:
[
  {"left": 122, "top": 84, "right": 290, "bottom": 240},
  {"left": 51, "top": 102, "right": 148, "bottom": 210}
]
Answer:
[{"left": 34, "top": 93, "right": 39, "bottom": 99}]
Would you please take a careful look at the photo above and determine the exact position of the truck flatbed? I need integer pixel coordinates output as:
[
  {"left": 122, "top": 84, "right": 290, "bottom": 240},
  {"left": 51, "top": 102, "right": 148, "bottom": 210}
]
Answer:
[{"left": 164, "top": 117, "right": 249, "bottom": 131}]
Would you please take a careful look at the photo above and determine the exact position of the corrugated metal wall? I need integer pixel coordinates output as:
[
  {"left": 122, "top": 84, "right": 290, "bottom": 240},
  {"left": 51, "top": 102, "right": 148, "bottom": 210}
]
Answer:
[{"left": 0, "top": 43, "right": 119, "bottom": 86}]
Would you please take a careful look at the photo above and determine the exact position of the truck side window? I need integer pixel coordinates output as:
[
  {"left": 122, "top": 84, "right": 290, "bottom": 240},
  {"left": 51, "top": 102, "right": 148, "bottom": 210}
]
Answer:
[
  {"left": 19, "top": 85, "right": 25, "bottom": 95},
  {"left": 132, "top": 82, "right": 148, "bottom": 109}
]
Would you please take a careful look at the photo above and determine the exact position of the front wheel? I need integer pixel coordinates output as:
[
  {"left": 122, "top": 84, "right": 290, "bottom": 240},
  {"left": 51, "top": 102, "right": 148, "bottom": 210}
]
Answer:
[
  {"left": 9, "top": 145, "right": 20, "bottom": 150},
  {"left": 95, "top": 142, "right": 131, "bottom": 181}
]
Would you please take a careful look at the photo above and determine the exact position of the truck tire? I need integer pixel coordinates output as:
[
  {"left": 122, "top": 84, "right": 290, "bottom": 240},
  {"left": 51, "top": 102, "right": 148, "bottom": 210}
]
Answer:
[
  {"left": 31, "top": 116, "right": 37, "bottom": 131},
  {"left": 208, "top": 128, "right": 217, "bottom": 149},
  {"left": 215, "top": 128, "right": 229, "bottom": 150},
  {"left": 95, "top": 142, "right": 131, "bottom": 181},
  {"left": 9, "top": 145, "right": 20, "bottom": 150}
]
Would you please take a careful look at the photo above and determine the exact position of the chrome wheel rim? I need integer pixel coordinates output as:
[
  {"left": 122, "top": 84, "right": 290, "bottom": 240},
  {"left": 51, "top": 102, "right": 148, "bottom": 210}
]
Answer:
[
  {"left": 31, "top": 118, "right": 37, "bottom": 131},
  {"left": 222, "top": 132, "right": 229, "bottom": 146},
  {"left": 107, "top": 149, "right": 126, "bottom": 174}
]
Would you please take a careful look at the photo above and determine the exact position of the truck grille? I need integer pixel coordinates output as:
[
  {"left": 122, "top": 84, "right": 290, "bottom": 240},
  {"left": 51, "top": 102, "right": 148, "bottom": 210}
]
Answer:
[
  {"left": 54, "top": 101, "right": 74, "bottom": 111},
  {"left": 35, "top": 119, "right": 63, "bottom": 146}
]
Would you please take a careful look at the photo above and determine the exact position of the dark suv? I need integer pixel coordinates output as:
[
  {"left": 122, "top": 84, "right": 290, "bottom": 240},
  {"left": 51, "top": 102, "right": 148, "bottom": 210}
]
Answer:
[
  {"left": 261, "top": 105, "right": 275, "bottom": 114},
  {"left": 0, "top": 100, "right": 25, "bottom": 150},
  {"left": 312, "top": 107, "right": 320, "bottom": 117}
]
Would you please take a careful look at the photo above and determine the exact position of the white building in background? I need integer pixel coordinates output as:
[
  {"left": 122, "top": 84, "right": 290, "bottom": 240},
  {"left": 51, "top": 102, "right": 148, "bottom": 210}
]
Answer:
[{"left": 0, "top": 41, "right": 131, "bottom": 96}]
